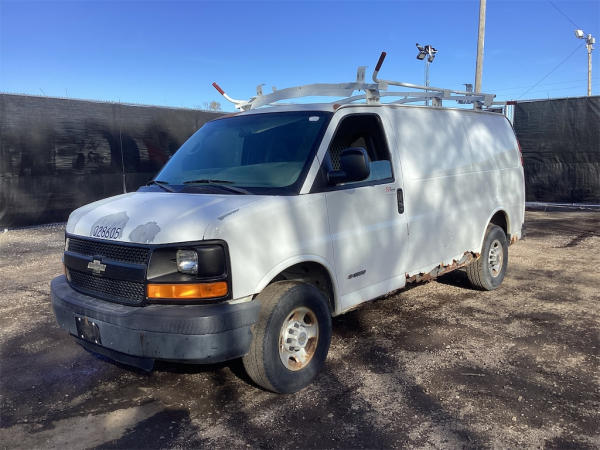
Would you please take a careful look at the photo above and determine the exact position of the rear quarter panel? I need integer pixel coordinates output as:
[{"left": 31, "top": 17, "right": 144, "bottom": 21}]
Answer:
[{"left": 462, "top": 113, "right": 525, "bottom": 246}]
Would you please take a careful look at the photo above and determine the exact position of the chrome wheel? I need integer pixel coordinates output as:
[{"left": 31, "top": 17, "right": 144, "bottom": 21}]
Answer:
[
  {"left": 279, "top": 307, "right": 319, "bottom": 371},
  {"left": 488, "top": 239, "right": 504, "bottom": 277}
]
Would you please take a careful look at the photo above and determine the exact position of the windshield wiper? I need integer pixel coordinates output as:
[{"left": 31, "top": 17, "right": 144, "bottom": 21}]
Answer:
[
  {"left": 147, "top": 180, "right": 176, "bottom": 192},
  {"left": 183, "top": 178, "right": 236, "bottom": 185},
  {"left": 183, "top": 179, "right": 251, "bottom": 195}
]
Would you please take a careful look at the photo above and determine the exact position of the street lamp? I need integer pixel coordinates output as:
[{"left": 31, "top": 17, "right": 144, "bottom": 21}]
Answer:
[
  {"left": 575, "top": 29, "right": 595, "bottom": 96},
  {"left": 416, "top": 43, "right": 438, "bottom": 105}
]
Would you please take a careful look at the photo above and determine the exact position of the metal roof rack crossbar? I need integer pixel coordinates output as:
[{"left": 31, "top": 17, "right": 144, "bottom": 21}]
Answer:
[{"left": 212, "top": 52, "right": 495, "bottom": 111}]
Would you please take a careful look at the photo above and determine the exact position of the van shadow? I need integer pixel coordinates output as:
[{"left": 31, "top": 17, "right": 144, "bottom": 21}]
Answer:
[
  {"left": 85, "top": 346, "right": 259, "bottom": 389},
  {"left": 434, "top": 269, "right": 477, "bottom": 290},
  {"left": 86, "top": 297, "right": 490, "bottom": 447},
  {"left": 327, "top": 306, "right": 488, "bottom": 447}
]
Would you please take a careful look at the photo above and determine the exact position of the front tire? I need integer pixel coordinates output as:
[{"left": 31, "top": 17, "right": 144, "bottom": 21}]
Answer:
[
  {"left": 466, "top": 224, "right": 508, "bottom": 290},
  {"left": 242, "top": 281, "right": 332, "bottom": 394}
]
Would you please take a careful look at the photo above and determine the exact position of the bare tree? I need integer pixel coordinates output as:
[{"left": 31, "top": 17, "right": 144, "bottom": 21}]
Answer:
[{"left": 202, "top": 101, "right": 222, "bottom": 111}]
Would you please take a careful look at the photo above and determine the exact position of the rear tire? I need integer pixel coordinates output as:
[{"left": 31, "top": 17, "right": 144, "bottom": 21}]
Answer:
[
  {"left": 242, "top": 281, "right": 332, "bottom": 394},
  {"left": 466, "top": 224, "right": 508, "bottom": 290}
]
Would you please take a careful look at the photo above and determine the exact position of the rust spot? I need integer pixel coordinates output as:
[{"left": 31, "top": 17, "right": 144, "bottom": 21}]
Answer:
[
  {"left": 405, "top": 251, "right": 478, "bottom": 285},
  {"left": 287, "top": 358, "right": 302, "bottom": 370}
]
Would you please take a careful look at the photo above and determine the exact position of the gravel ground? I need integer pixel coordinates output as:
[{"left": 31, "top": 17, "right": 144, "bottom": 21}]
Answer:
[{"left": 0, "top": 211, "right": 599, "bottom": 449}]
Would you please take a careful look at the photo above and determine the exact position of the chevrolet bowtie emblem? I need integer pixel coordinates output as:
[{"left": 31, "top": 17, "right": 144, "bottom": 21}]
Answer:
[{"left": 87, "top": 259, "right": 106, "bottom": 274}]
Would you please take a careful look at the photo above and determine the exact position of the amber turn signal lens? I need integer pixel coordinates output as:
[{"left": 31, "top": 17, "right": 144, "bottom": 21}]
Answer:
[{"left": 147, "top": 282, "right": 228, "bottom": 299}]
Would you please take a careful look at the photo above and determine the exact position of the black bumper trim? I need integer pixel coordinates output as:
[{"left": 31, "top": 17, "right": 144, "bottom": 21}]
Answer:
[
  {"left": 76, "top": 338, "right": 155, "bottom": 371},
  {"left": 52, "top": 276, "right": 257, "bottom": 335},
  {"left": 51, "top": 275, "right": 260, "bottom": 364}
]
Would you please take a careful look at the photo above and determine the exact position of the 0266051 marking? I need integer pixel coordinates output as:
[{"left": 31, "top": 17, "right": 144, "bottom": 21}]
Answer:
[{"left": 91, "top": 226, "right": 121, "bottom": 239}]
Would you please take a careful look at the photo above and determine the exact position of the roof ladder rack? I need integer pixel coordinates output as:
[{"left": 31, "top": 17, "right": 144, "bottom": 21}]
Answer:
[{"left": 212, "top": 52, "right": 496, "bottom": 111}]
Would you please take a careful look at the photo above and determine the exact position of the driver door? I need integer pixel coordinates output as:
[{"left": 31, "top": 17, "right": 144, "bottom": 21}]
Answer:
[{"left": 314, "top": 112, "right": 408, "bottom": 312}]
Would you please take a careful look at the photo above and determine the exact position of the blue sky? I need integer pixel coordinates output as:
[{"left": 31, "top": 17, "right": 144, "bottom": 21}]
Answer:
[{"left": 1, "top": 0, "right": 598, "bottom": 111}]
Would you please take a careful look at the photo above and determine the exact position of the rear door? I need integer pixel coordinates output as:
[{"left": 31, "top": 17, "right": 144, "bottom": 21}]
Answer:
[{"left": 311, "top": 110, "right": 408, "bottom": 312}]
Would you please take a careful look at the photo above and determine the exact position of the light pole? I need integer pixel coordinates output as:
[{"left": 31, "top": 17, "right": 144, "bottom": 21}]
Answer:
[
  {"left": 416, "top": 43, "right": 438, "bottom": 106},
  {"left": 575, "top": 29, "right": 596, "bottom": 96}
]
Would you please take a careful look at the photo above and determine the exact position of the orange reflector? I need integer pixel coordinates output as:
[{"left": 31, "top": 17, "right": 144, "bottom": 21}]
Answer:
[{"left": 147, "top": 282, "right": 228, "bottom": 299}]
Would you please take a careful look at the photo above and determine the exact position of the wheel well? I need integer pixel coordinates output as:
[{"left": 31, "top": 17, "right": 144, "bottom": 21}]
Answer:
[
  {"left": 269, "top": 262, "right": 335, "bottom": 314},
  {"left": 490, "top": 210, "right": 508, "bottom": 236}
]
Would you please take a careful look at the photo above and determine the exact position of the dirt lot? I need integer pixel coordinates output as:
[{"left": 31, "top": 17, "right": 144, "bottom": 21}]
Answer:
[{"left": 0, "top": 211, "right": 598, "bottom": 449}]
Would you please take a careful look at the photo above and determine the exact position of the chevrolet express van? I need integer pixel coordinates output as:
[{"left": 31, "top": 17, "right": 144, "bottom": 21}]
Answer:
[{"left": 51, "top": 62, "right": 525, "bottom": 393}]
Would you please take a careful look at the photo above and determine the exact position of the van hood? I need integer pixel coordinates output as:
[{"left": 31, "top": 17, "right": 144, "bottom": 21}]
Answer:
[{"left": 66, "top": 191, "right": 261, "bottom": 244}]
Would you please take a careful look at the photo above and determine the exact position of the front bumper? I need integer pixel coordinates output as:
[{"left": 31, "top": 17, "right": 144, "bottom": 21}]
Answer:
[{"left": 51, "top": 275, "right": 260, "bottom": 369}]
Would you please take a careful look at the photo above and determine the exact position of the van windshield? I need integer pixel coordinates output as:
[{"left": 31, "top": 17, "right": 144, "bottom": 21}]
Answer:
[{"left": 154, "top": 111, "right": 331, "bottom": 194}]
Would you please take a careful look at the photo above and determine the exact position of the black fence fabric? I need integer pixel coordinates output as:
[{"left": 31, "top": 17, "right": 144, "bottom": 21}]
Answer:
[
  {"left": 514, "top": 96, "right": 600, "bottom": 203},
  {"left": 0, "top": 94, "right": 222, "bottom": 227},
  {"left": 3, "top": 94, "right": 598, "bottom": 227}
]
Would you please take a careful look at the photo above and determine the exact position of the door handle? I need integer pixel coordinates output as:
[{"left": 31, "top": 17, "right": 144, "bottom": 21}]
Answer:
[{"left": 397, "top": 189, "right": 404, "bottom": 214}]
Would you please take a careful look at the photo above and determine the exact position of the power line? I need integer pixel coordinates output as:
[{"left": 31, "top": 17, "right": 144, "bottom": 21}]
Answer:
[
  {"left": 515, "top": 85, "right": 595, "bottom": 96},
  {"left": 496, "top": 86, "right": 595, "bottom": 101},
  {"left": 493, "top": 78, "right": 590, "bottom": 92},
  {"left": 547, "top": 1, "right": 581, "bottom": 29},
  {"left": 524, "top": 84, "right": 588, "bottom": 93},
  {"left": 517, "top": 43, "right": 585, "bottom": 99}
]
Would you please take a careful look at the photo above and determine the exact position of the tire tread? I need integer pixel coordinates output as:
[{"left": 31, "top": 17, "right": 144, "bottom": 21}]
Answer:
[
  {"left": 465, "top": 253, "right": 486, "bottom": 289},
  {"left": 242, "top": 281, "right": 304, "bottom": 392},
  {"left": 466, "top": 224, "right": 507, "bottom": 291}
]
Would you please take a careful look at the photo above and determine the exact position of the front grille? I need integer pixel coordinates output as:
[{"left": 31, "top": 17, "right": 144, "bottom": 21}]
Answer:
[
  {"left": 66, "top": 236, "right": 149, "bottom": 305},
  {"left": 67, "top": 237, "right": 150, "bottom": 265},
  {"left": 68, "top": 269, "right": 146, "bottom": 305}
]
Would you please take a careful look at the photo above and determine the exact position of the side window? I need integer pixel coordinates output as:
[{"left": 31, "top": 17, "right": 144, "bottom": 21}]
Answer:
[{"left": 324, "top": 114, "right": 393, "bottom": 186}]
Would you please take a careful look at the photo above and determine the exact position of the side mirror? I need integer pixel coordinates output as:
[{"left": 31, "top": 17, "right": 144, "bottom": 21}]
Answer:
[{"left": 328, "top": 147, "right": 371, "bottom": 185}]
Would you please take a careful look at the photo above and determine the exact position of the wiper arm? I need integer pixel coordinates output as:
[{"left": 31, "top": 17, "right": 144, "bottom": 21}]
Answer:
[
  {"left": 183, "top": 178, "right": 236, "bottom": 185},
  {"left": 147, "top": 180, "right": 176, "bottom": 192},
  {"left": 183, "top": 179, "right": 251, "bottom": 195}
]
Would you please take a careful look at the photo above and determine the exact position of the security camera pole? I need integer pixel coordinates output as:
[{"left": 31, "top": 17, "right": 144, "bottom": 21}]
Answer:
[
  {"left": 416, "top": 43, "right": 438, "bottom": 106},
  {"left": 474, "top": 0, "right": 486, "bottom": 95},
  {"left": 575, "top": 29, "right": 596, "bottom": 96}
]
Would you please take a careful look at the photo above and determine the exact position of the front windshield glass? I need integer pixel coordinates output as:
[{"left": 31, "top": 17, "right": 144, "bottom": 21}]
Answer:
[{"left": 155, "top": 111, "right": 331, "bottom": 193}]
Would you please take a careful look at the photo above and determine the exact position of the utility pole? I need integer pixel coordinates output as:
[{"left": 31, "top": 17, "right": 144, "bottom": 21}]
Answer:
[
  {"left": 575, "top": 30, "right": 596, "bottom": 96},
  {"left": 474, "top": 0, "right": 486, "bottom": 94}
]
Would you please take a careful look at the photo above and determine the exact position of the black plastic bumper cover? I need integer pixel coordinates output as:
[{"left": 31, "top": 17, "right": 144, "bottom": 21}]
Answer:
[{"left": 50, "top": 275, "right": 260, "bottom": 366}]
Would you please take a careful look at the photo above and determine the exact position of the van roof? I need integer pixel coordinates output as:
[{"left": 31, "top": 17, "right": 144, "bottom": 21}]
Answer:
[{"left": 234, "top": 102, "right": 506, "bottom": 119}]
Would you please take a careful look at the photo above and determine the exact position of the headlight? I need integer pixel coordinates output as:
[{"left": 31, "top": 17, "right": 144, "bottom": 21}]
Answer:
[
  {"left": 176, "top": 250, "right": 198, "bottom": 274},
  {"left": 147, "top": 243, "right": 228, "bottom": 282},
  {"left": 147, "top": 243, "right": 230, "bottom": 302}
]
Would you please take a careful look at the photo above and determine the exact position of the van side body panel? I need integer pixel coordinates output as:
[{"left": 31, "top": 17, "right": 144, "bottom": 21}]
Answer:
[
  {"left": 394, "top": 107, "right": 480, "bottom": 274},
  {"left": 212, "top": 106, "right": 525, "bottom": 315},
  {"left": 393, "top": 106, "right": 524, "bottom": 278}
]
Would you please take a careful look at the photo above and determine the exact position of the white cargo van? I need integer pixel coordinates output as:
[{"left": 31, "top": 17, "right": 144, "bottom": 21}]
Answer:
[{"left": 51, "top": 54, "right": 524, "bottom": 393}]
